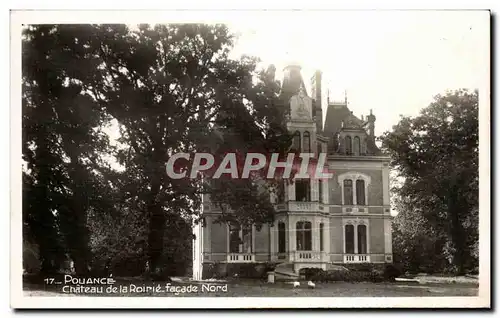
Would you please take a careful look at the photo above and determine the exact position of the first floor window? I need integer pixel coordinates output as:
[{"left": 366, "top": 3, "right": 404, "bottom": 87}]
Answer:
[
  {"left": 319, "top": 223, "right": 324, "bottom": 252},
  {"left": 356, "top": 179, "right": 366, "bottom": 205},
  {"left": 343, "top": 179, "right": 353, "bottom": 205},
  {"left": 296, "top": 221, "right": 312, "bottom": 251},
  {"left": 318, "top": 180, "right": 323, "bottom": 203},
  {"left": 296, "top": 180, "right": 311, "bottom": 202},
  {"left": 277, "top": 181, "right": 285, "bottom": 203},
  {"left": 357, "top": 224, "right": 367, "bottom": 254},
  {"left": 345, "top": 224, "right": 354, "bottom": 254},
  {"left": 278, "top": 222, "right": 286, "bottom": 253}
]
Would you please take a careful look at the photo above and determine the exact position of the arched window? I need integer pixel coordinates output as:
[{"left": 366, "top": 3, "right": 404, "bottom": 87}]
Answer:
[
  {"left": 353, "top": 136, "right": 360, "bottom": 156},
  {"left": 293, "top": 131, "right": 301, "bottom": 151},
  {"left": 296, "top": 221, "right": 312, "bottom": 251},
  {"left": 345, "top": 224, "right": 355, "bottom": 254},
  {"left": 356, "top": 179, "right": 366, "bottom": 205},
  {"left": 319, "top": 223, "right": 324, "bottom": 252},
  {"left": 343, "top": 179, "right": 353, "bottom": 205},
  {"left": 278, "top": 222, "right": 286, "bottom": 253},
  {"left": 345, "top": 136, "right": 352, "bottom": 154},
  {"left": 303, "top": 131, "right": 311, "bottom": 152},
  {"left": 357, "top": 224, "right": 367, "bottom": 254}
]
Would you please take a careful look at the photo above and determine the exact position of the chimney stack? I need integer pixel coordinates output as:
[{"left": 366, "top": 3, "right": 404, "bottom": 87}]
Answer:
[
  {"left": 311, "top": 70, "right": 323, "bottom": 132},
  {"left": 367, "top": 109, "right": 376, "bottom": 137}
]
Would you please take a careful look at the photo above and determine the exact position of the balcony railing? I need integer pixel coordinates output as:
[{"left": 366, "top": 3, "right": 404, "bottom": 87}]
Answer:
[
  {"left": 227, "top": 253, "right": 255, "bottom": 263},
  {"left": 342, "top": 206, "right": 368, "bottom": 214},
  {"left": 288, "top": 201, "right": 319, "bottom": 212},
  {"left": 344, "top": 254, "right": 370, "bottom": 263},
  {"left": 292, "top": 251, "right": 329, "bottom": 262}
]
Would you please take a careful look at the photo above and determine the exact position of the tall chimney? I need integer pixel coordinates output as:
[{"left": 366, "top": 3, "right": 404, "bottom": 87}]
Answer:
[
  {"left": 367, "top": 109, "right": 376, "bottom": 137},
  {"left": 311, "top": 70, "right": 323, "bottom": 132}
]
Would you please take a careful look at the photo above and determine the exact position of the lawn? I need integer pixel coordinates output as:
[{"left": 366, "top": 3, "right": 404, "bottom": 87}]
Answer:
[{"left": 23, "top": 277, "right": 478, "bottom": 297}]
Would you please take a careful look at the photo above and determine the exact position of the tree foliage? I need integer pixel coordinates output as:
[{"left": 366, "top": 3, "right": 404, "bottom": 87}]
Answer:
[
  {"left": 381, "top": 89, "right": 479, "bottom": 274},
  {"left": 22, "top": 24, "right": 291, "bottom": 276}
]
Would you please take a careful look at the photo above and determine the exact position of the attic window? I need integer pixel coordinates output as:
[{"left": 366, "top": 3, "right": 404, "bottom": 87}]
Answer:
[
  {"left": 353, "top": 136, "right": 360, "bottom": 156},
  {"left": 345, "top": 136, "right": 352, "bottom": 154}
]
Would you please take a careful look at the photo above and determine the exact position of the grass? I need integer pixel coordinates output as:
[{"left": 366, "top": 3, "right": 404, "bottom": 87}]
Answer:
[{"left": 23, "top": 277, "right": 478, "bottom": 297}]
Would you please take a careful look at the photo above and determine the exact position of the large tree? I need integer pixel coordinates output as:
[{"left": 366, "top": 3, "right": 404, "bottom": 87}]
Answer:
[
  {"left": 381, "top": 89, "right": 478, "bottom": 274},
  {"left": 22, "top": 23, "right": 291, "bottom": 276},
  {"left": 22, "top": 25, "right": 115, "bottom": 274}
]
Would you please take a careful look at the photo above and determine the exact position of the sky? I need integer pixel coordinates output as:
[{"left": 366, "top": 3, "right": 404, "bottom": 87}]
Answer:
[{"left": 227, "top": 10, "right": 488, "bottom": 136}]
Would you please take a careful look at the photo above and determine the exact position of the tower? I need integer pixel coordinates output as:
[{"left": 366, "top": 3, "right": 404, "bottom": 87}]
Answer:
[{"left": 280, "top": 64, "right": 306, "bottom": 106}]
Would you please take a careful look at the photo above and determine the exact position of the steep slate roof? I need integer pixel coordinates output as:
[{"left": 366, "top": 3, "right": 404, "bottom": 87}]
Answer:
[{"left": 323, "top": 103, "right": 381, "bottom": 155}]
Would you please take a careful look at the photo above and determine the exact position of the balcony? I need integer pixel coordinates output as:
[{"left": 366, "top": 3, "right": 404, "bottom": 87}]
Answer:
[
  {"left": 343, "top": 254, "right": 371, "bottom": 263},
  {"left": 226, "top": 253, "right": 255, "bottom": 263}
]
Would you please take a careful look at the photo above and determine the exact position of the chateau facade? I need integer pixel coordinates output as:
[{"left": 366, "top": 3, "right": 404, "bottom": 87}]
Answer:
[{"left": 193, "top": 64, "right": 393, "bottom": 279}]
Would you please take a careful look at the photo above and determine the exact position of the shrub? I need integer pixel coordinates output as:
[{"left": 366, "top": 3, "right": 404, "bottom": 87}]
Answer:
[
  {"left": 311, "top": 269, "right": 385, "bottom": 283},
  {"left": 299, "top": 268, "right": 325, "bottom": 280},
  {"left": 384, "top": 264, "right": 402, "bottom": 281}
]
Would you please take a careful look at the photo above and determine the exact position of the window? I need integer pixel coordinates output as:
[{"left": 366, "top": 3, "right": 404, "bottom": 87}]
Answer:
[
  {"left": 319, "top": 223, "right": 324, "bottom": 252},
  {"left": 277, "top": 181, "right": 285, "bottom": 203},
  {"left": 278, "top": 222, "right": 286, "bottom": 253},
  {"left": 345, "top": 136, "right": 352, "bottom": 154},
  {"left": 317, "top": 142, "right": 322, "bottom": 155},
  {"left": 345, "top": 224, "right": 355, "bottom": 254},
  {"left": 353, "top": 136, "right": 360, "bottom": 156},
  {"left": 229, "top": 223, "right": 241, "bottom": 253},
  {"left": 343, "top": 179, "right": 353, "bottom": 205},
  {"left": 295, "top": 180, "right": 311, "bottom": 202},
  {"left": 303, "top": 131, "right": 311, "bottom": 152},
  {"left": 293, "top": 131, "right": 301, "bottom": 151},
  {"left": 357, "top": 224, "right": 367, "bottom": 254},
  {"left": 242, "top": 226, "right": 252, "bottom": 253},
  {"left": 296, "top": 221, "right": 312, "bottom": 251},
  {"left": 229, "top": 222, "right": 252, "bottom": 253},
  {"left": 356, "top": 180, "right": 366, "bottom": 205},
  {"left": 318, "top": 180, "right": 323, "bottom": 203}
]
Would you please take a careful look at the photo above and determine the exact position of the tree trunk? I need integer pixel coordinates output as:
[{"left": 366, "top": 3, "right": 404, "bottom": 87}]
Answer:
[{"left": 447, "top": 187, "right": 466, "bottom": 275}]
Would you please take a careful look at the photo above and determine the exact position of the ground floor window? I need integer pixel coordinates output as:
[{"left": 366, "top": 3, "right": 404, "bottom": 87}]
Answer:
[
  {"left": 345, "top": 223, "right": 368, "bottom": 254},
  {"left": 345, "top": 224, "right": 355, "bottom": 254},
  {"left": 296, "top": 221, "right": 312, "bottom": 251},
  {"left": 228, "top": 222, "right": 252, "bottom": 253},
  {"left": 278, "top": 222, "right": 286, "bottom": 253},
  {"left": 357, "top": 224, "right": 367, "bottom": 254},
  {"left": 319, "top": 223, "right": 324, "bottom": 252}
]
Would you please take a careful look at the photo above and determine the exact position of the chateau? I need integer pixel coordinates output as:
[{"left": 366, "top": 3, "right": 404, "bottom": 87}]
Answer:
[{"left": 193, "top": 64, "right": 393, "bottom": 279}]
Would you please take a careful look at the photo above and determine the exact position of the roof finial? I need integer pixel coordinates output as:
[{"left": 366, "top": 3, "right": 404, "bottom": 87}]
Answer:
[
  {"left": 327, "top": 89, "right": 330, "bottom": 104},
  {"left": 370, "top": 109, "right": 373, "bottom": 115},
  {"left": 344, "top": 89, "right": 348, "bottom": 105}
]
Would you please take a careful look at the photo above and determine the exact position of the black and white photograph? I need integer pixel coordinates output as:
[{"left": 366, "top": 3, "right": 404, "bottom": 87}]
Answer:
[{"left": 9, "top": 9, "right": 490, "bottom": 309}]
